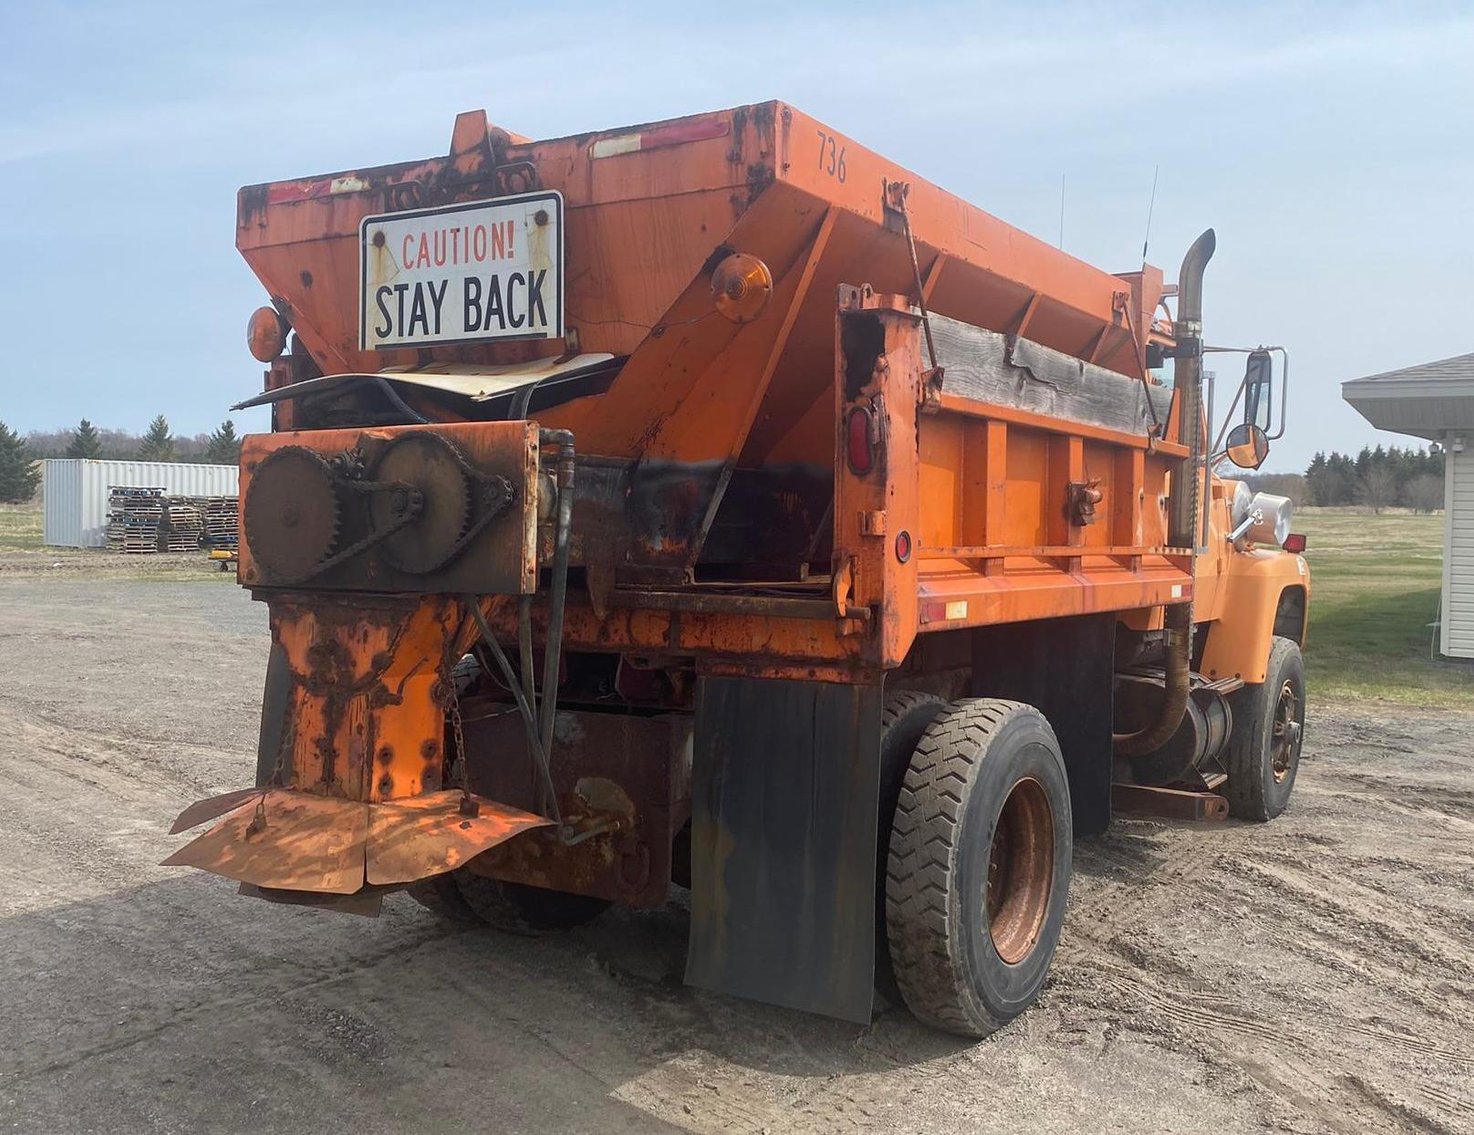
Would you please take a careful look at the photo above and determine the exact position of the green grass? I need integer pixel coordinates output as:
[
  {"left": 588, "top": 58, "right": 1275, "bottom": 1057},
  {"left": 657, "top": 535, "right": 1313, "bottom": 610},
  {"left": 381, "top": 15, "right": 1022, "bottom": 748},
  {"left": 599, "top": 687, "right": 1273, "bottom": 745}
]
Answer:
[
  {"left": 0, "top": 503, "right": 43, "bottom": 551},
  {"left": 1299, "top": 509, "right": 1473, "bottom": 708}
]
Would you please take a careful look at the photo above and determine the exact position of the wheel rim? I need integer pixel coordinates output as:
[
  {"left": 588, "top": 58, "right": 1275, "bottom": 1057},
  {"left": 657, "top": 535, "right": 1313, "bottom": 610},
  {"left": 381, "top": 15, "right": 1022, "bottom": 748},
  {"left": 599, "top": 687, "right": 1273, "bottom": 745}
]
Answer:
[
  {"left": 986, "top": 776, "right": 1055, "bottom": 965},
  {"left": 1270, "top": 679, "right": 1302, "bottom": 783}
]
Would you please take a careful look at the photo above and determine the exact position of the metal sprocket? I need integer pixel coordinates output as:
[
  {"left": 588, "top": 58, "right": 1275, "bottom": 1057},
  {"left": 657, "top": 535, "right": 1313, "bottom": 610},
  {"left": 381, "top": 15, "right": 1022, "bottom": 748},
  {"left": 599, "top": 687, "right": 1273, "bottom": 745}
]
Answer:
[
  {"left": 244, "top": 446, "right": 340, "bottom": 581},
  {"left": 368, "top": 433, "right": 472, "bottom": 574}
]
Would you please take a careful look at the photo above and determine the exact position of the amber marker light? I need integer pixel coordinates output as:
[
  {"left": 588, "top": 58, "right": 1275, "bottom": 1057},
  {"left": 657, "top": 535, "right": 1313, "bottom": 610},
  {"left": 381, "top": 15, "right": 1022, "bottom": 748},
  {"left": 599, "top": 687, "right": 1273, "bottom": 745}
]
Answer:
[
  {"left": 247, "top": 306, "right": 288, "bottom": 362},
  {"left": 711, "top": 253, "right": 773, "bottom": 323}
]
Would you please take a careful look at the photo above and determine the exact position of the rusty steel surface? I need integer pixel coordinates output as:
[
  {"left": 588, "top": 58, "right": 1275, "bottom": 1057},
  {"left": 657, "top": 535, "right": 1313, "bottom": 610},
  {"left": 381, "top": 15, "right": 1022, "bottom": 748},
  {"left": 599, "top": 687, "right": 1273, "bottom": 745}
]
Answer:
[
  {"left": 258, "top": 595, "right": 462, "bottom": 801},
  {"left": 164, "top": 788, "right": 549, "bottom": 893},
  {"left": 163, "top": 790, "right": 369, "bottom": 894},
  {"left": 1110, "top": 784, "right": 1230, "bottom": 822},
  {"left": 458, "top": 703, "right": 690, "bottom": 907},
  {"left": 364, "top": 791, "right": 552, "bottom": 885},
  {"left": 238, "top": 421, "right": 539, "bottom": 595},
  {"left": 168, "top": 788, "right": 262, "bottom": 835},
  {"left": 987, "top": 776, "right": 1055, "bottom": 965}
]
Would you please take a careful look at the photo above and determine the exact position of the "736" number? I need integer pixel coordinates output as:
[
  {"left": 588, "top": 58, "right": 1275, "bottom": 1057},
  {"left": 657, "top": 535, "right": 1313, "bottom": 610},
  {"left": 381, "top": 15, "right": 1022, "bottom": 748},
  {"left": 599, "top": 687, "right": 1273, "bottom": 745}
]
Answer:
[{"left": 816, "top": 130, "right": 847, "bottom": 183}]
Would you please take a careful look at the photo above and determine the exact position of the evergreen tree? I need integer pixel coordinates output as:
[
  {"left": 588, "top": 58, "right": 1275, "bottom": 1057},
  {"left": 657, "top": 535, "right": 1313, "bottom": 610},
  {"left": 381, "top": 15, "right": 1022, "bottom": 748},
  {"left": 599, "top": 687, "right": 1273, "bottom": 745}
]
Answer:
[
  {"left": 136, "top": 415, "right": 175, "bottom": 462},
  {"left": 65, "top": 418, "right": 102, "bottom": 459},
  {"left": 1305, "top": 452, "right": 1332, "bottom": 505},
  {"left": 0, "top": 421, "right": 41, "bottom": 503},
  {"left": 204, "top": 419, "right": 241, "bottom": 464}
]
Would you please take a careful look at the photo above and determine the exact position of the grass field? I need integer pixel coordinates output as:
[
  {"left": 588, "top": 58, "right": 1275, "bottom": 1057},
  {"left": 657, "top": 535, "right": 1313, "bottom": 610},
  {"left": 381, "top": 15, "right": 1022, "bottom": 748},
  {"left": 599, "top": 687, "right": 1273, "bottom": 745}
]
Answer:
[
  {"left": 1299, "top": 509, "right": 1473, "bottom": 708},
  {"left": 0, "top": 503, "right": 42, "bottom": 551}
]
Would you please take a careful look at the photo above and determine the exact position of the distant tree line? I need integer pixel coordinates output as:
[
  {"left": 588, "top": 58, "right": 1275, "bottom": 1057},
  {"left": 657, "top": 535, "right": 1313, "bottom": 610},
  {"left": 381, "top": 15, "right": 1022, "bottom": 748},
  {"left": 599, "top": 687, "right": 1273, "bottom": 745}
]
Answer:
[
  {"left": 1304, "top": 445, "right": 1444, "bottom": 512},
  {"left": 0, "top": 416, "right": 241, "bottom": 503},
  {"left": 22, "top": 416, "right": 241, "bottom": 464}
]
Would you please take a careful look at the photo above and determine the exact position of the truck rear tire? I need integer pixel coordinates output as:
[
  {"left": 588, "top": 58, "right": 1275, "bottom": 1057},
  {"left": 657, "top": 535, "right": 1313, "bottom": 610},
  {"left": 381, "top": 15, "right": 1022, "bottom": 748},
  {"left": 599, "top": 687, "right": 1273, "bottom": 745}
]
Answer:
[
  {"left": 875, "top": 689, "right": 949, "bottom": 1002},
  {"left": 886, "top": 699, "right": 1072, "bottom": 1038},
  {"left": 452, "top": 872, "right": 611, "bottom": 935},
  {"left": 405, "top": 873, "right": 479, "bottom": 922},
  {"left": 1224, "top": 635, "right": 1305, "bottom": 821}
]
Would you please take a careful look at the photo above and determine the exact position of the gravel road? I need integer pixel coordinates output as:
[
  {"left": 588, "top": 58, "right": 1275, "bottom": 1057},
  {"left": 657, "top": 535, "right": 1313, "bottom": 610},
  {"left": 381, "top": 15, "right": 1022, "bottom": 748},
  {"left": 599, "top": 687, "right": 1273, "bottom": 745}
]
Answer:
[{"left": 0, "top": 576, "right": 1470, "bottom": 1134}]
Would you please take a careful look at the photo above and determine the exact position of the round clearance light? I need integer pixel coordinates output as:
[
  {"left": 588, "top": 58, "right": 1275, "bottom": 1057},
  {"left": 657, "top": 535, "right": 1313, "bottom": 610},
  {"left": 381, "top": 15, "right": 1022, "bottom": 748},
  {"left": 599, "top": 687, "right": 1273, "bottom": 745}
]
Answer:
[
  {"left": 895, "top": 530, "right": 913, "bottom": 563},
  {"left": 247, "top": 306, "right": 288, "bottom": 362},
  {"left": 710, "top": 252, "right": 773, "bottom": 323}
]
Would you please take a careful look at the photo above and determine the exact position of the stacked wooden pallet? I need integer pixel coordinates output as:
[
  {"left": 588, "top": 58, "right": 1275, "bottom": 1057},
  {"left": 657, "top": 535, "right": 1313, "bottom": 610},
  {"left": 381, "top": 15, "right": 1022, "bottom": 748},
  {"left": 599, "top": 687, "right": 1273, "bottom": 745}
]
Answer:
[
  {"left": 203, "top": 495, "right": 239, "bottom": 548},
  {"left": 106, "top": 487, "right": 166, "bottom": 553},
  {"left": 162, "top": 503, "right": 205, "bottom": 552}
]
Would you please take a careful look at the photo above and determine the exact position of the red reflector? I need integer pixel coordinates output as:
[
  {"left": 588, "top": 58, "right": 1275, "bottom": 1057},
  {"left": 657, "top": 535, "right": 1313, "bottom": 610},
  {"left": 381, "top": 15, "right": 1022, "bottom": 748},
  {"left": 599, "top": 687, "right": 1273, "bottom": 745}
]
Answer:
[
  {"left": 639, "top": 116, "right": 730, "bottom": 149},
  {"left": 895, "top": 530, "right": 913, "bottom": 563},
  {"left": 846, "top": 407, "right": 874, "bottom": 475},
  {"left": 1283, "top": 532, "right": 1306, "bottom": 553}
]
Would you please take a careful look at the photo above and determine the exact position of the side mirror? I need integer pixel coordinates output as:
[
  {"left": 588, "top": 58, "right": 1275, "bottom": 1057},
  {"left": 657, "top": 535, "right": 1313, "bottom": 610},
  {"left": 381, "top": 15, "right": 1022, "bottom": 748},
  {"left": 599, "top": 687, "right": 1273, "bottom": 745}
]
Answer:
[
  {"left": 1225, "top": 422, "right": 1270, "bottom": 469},
  {"left": 1242, "top": 349, "right": 1273, "bottom": 430}
]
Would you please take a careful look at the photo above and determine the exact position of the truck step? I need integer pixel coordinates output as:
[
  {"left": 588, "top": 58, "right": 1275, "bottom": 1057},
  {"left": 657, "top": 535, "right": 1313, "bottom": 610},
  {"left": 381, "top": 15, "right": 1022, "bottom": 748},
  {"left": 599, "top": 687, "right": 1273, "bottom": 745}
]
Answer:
[{"left": 1111, "top": 783, "right": 1230, "bottom": 822}]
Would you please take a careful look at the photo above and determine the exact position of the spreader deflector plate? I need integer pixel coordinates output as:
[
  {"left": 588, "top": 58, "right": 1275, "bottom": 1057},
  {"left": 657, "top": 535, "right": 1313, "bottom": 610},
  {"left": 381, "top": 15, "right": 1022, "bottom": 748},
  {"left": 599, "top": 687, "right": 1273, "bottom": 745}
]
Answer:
[{"left": 163, "top": 789, "right": 551, "bottom": 894}]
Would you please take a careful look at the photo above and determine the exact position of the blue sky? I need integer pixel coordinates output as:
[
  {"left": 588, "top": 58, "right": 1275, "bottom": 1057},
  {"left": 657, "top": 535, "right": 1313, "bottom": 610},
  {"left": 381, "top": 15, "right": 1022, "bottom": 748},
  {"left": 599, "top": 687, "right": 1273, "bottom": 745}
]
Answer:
[{"left": 2, "top": 1, "right": 1470, "bottom": 471}]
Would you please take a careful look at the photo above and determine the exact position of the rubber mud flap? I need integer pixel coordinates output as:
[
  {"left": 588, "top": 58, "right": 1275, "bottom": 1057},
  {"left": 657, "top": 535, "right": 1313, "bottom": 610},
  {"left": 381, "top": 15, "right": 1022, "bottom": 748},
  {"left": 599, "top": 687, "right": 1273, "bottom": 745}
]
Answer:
[
  {"left": 254, "top": 641, "right": 293, "bottom": 787},
  {"left": 686, "top": 676, "right": 883, "bottom": 1024}
]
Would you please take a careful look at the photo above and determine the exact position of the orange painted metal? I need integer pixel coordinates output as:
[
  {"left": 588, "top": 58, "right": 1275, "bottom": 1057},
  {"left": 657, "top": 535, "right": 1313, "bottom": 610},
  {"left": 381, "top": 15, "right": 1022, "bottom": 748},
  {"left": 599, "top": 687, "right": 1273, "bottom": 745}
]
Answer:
[
  {"left": 830, "top": 289, "right": 1195, "bottom": 670},
  {"left": 200, "top": 103, "right": 1309, "bottom": 904},
  {"left": 237, "top": 101, "right": 1157, "bottom": 473},
  {"left": 257, "top": 595, "right": 462, "bottom": 801},
  {"left": 1197, "top": 546, "right": 1309, "bottom": 684},
  {"left": 163, "top": 788, "right": 549, "bottom": 892}
]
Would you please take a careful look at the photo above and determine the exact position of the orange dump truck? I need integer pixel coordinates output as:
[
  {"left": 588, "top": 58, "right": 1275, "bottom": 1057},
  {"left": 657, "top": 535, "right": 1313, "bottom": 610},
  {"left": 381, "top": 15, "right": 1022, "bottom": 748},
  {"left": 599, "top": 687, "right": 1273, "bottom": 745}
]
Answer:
[{"left": 168, "top": 102, "right": 1310, "bottom": 1036}]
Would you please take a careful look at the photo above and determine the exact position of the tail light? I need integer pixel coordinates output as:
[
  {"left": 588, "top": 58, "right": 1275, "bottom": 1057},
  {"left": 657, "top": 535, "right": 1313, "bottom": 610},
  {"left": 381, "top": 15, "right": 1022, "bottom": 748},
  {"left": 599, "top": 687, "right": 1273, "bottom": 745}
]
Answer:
[
  {"left": 846, "top": 406, "right": 875, "bottom": 475},
  {"left": 1283, "top": 532, "right": 1307, "bottom": 553}
]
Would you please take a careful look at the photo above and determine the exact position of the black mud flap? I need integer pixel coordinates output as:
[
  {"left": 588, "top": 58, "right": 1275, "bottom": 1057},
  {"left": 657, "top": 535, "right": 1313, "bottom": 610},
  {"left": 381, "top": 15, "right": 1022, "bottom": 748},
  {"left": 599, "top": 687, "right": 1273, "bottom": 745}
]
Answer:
[
  {"left": 686, "top": 676, "right": 883, "bottom": 1024},
  {"left": 971, "top": 613, "right": 1116, "bottom": 836},
  {"left": 254, "top": 641, "right": 293, "bottom": 787}
]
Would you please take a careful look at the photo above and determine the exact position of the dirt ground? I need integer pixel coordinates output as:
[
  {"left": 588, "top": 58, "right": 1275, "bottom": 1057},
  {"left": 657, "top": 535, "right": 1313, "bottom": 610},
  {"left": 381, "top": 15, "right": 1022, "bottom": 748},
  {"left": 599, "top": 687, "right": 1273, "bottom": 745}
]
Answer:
[{"left": 0, "top": 572, "right": 1470, "bottom": 1135}]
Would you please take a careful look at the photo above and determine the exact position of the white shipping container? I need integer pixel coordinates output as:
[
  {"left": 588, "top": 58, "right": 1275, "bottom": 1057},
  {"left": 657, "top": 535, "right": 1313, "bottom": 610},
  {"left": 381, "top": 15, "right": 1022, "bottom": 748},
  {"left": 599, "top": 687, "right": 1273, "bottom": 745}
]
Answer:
[{"left": 42, "top": 459, "right": 239, "bottom": 548}]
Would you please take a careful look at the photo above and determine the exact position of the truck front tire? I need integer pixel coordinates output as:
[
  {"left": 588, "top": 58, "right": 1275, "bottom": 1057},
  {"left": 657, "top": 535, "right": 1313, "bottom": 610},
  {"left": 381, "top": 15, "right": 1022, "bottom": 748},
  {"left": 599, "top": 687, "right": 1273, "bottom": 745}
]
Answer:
[
  {"left": 1225, "top": 635, "right": 1306, "bottom": 821},
  {"left": 886, "top": 699, "right": 1072, "bottom": 1038}
]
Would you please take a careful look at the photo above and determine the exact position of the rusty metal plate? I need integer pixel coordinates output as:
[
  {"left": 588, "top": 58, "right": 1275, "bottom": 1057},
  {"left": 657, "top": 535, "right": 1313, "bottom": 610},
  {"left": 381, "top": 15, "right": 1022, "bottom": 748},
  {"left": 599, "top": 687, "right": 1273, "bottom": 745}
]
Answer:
[
  {"left": 238, "top": 422, "right": 539, "bottom": 596},
  {"left": 365, "top": 791, "right": 551, "bottom": 885},
  {"left": 169, "top": 788, "right": 264, "bottom": 835},
  {"left": 161, "top": 790, "right": 368, "bottom": 894},
  {"left": 239, "top": 882, "right": 386, "bottom": 918}
]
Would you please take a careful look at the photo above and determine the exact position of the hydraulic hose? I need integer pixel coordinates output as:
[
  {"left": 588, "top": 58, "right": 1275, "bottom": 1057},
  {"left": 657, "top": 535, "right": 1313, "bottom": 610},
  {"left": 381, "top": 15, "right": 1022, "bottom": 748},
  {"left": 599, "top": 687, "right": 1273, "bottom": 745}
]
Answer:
[
  {"left": 537, "top": 430, "right": 576, "bottom": 793},
  {"left": 1114, "top": 229, "right": 1214, "bottom": 757}
]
